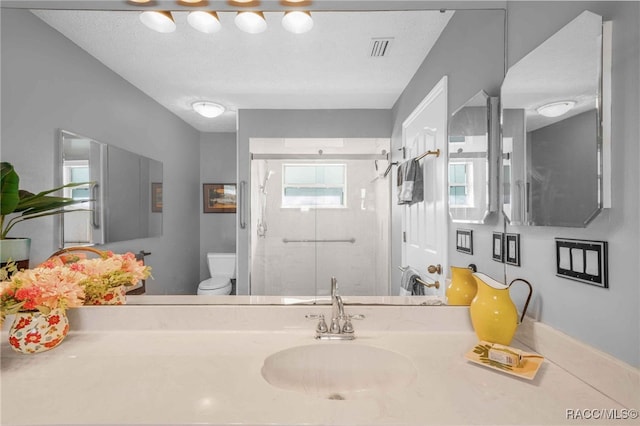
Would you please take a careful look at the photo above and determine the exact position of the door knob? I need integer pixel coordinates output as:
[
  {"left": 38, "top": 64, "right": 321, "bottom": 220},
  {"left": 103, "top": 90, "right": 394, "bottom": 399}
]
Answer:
[{"left": 427, "top": 264, "right": 442, "bottom": 274}]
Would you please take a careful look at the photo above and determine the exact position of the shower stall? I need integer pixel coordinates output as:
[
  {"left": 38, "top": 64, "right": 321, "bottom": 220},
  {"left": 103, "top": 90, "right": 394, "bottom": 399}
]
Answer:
[{"left": 250, "top": 138, "right": 391, "bottom": 297}]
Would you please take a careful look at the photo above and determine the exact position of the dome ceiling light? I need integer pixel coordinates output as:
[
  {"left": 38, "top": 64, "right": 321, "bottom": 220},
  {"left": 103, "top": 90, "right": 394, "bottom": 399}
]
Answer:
[
  {"left": 192, "top": 101, "right": 226, "bottom": 118},
  {"left": 281, "top": 10, "right": 313, "bottom": 34},
  {"left": 536, "top": 101, "right": 576, "bottom": 117},
  {"left": 139, "top": 11, "right": 176, "bottom": 33}
]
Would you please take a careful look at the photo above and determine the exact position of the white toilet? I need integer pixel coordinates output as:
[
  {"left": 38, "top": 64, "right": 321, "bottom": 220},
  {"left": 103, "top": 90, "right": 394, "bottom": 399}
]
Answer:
[{"left": 197, "top": 253, "right": 236, "bottom": 295}]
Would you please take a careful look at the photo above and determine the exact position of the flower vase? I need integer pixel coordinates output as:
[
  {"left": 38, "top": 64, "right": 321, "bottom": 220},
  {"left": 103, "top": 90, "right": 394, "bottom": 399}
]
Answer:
[
  {"left": 8, "top": 308, "right": 69, "bottom": 354},
  {"left": 86, "top": 285, "right": 127, "bottom": 305}
]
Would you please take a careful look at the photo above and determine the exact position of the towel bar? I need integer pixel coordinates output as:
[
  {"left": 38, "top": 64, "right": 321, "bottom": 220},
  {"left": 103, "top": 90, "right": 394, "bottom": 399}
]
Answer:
[
  {"left": 398, "top": 265, "right": 440, "bottom": 289},
  {"left": 283, "top": 238, "right": 356, "bottom": 244},
  {"left": 416, "top": 277, "right": 440, "bottom": 289}
]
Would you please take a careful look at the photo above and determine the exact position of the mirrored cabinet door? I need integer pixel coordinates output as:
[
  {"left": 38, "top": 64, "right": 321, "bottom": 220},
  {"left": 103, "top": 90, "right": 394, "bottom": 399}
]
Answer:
[
  {"left": 448, "top": 90, "right": 499, "bottom": 223},
  {"left": 501, "top": 10, "right": 606, "bottom": 227}
]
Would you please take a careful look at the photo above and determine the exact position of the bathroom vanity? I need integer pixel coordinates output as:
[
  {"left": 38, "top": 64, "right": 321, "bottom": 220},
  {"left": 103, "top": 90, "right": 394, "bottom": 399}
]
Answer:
[{"left": 1, "top": 305, "right": 637, "bottom": 425}]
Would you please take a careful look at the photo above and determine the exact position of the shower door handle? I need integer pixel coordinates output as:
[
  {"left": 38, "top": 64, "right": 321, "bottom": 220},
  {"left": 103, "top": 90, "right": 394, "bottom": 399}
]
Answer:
[
  {"left": 239, "top": 180, "right": 247, "bottom": 229},
  {"left": 91, "top": 183, "right": 100, "bottom": 229}
]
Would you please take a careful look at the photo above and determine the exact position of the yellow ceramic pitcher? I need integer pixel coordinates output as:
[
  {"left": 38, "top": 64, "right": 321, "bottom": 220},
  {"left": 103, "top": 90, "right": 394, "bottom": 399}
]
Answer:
[
  {"left": 469, "top": 273, "right": 533, "bottom": 345},
  {"left": 446, "top": 265, "right": 477, "bottom": 305}
]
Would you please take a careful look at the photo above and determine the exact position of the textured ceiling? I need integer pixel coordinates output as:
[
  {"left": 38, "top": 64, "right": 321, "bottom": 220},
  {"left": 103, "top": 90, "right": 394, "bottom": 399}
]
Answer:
[
  {"left": 501, "top": 11, "right": 602, "bottom": 131},
  {"left": 32, "top": 9, "right": 454, "bottom": 132}
]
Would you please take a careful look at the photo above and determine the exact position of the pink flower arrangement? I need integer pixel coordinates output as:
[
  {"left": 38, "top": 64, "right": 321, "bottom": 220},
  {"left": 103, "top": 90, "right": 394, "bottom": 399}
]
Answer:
[
  {"left": 1, "top": 262, "right": 86, "bottom": 323},
  {"left": 40, "top": 250, "right": 151, "bottom": 304},
  {"left": 1, "top": 250, "right": 151, "bottom": 322}
]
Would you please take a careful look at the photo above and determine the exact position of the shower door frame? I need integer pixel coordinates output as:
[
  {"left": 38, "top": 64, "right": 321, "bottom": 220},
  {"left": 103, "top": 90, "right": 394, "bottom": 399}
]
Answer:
[{"left": 248, "top": 149, "right": 391, "bottom": 298}]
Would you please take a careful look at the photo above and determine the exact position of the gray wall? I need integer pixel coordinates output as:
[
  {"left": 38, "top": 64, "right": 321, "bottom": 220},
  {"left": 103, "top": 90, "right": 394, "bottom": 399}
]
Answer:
[
  {"left": 392, "top": 9, "right": 508, "bottom": 287},
  {"left": 236, "top": 109, "right": 392, "bottom": 295},
  {"left": 391, "top": 2, "right": 639, "bottom": 367},
  {"left": 1, "top": 9, "right": 201, "bottom": 295},
  {"left": 199, "top": 132, "right": 237, "bottom": 283},
  {"left": 502, "top": 1, "right": 640, "bottom": 367}
]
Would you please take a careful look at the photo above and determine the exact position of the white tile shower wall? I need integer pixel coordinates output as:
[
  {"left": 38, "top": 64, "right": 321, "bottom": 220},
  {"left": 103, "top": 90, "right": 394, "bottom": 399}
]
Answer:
[{"left": 251, "top": 159, "right": 390, "bottom": 296}]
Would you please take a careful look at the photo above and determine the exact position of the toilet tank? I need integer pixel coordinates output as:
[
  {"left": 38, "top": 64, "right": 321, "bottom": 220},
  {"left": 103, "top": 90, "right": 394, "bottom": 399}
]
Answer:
[{"left": 207, "top": 253, "right": 236, "bottom": 278}]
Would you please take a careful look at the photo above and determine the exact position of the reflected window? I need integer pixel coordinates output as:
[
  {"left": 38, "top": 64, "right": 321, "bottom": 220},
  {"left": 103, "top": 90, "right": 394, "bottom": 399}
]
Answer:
[
  {"left": 449, "top": 162, "right": 474, "bottom": 206},
  {"left": 63, "top": 161, "right": 91, "bottom": 200},
  {"left": 282, "top": 163, "right": 346, "bottom": 208}
]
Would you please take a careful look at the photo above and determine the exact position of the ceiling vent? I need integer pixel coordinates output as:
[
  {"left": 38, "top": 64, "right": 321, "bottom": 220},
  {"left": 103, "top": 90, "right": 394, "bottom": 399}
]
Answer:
[{"left": 369, "top": 37, "right": 394, "bottom": 57}]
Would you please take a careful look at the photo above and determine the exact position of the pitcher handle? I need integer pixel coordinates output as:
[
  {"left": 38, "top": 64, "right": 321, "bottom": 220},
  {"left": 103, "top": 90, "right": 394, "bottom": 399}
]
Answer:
[{"left": 508, "top": 278, "right": 533, "bottom": 323}]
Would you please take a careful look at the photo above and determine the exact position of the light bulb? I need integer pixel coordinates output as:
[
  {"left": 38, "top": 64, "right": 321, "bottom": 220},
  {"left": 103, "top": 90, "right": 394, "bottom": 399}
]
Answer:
[
  {"left": 187, "top": 11, "right": 221, "bottom": 34},
  {"left": 235, "top": 11, "right": 267, "bottom": 34},
  {"left": 282, "top": 11, "right": 313, "bottom": 34},
  {"left": 139, "top": 11, "right": 176, "bottom": 33}
]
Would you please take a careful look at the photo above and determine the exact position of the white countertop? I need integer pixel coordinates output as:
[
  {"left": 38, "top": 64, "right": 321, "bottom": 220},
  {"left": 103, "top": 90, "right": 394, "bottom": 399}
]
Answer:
[{"left": 0, "top": 305, "right": 634, "bottom": 425}]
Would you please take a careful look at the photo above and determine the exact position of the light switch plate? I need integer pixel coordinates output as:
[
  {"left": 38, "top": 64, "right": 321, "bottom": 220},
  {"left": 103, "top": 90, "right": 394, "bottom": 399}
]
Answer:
[
  {"left": 456, "top": 229, "right": 473, "bottom": 255},
  {"left": 505, "top": 233, "right": 520, "bottom": 266},
  {"left": 555, "top": 238, "right": 608, "bottom": 288},
  {"left": 492, "top": 232, "right": 504, "bottom": 263}
]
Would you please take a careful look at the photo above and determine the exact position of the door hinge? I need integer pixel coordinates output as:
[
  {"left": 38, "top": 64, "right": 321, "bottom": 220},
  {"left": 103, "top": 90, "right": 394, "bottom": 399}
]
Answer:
[{"left": 403, "top": 232, "right": 407, "bottom": 243}]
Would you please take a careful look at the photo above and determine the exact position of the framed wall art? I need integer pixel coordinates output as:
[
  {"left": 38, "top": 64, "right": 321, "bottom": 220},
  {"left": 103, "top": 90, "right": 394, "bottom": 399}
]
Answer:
[
  {"left": 203, "top": 183, "right": 237, "bottom": 213},
  {"left": 151, "top": 182, "right": 163, "bottom": 213}
]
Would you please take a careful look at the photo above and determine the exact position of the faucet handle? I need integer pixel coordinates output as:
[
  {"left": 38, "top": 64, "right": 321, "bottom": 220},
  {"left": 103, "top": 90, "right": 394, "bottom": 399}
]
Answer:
[
  {"left": 306, "top": 314, "right": 329, "bottom": 334},
  {"left": 317, "top": 315, "right": 329, "bottom": 334},
  {"left": 341, "top": 314, "right": 365, "bottom": 334}
]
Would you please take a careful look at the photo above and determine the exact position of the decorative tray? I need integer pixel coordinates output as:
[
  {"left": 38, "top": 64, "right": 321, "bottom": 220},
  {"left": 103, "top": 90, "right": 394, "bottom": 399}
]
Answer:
[{"left": 465, "top": 341, "right": 545, "bottom": 380}]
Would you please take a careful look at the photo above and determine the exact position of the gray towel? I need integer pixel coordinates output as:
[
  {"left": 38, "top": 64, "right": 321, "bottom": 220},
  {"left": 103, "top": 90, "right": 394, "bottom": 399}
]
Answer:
[
  {"left": 397, "top": 158, "right": 424, "bottom": 205},
  {"left": 400, "top": 266, "right": 426, "bottom": 296}
]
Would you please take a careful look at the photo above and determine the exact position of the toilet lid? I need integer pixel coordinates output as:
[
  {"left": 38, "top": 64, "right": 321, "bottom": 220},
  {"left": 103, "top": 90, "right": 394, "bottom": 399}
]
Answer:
[{"left": 200, "top": 276, "right": 230, "bottom": 290}]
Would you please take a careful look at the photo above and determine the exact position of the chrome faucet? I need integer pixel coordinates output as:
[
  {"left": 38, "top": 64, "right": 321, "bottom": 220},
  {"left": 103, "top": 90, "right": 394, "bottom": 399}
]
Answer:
[
  {"left": 306, "top": 277, "right": 364, "bottom": 340},
  {"left": 330, "top": 277, "right": 344, "bottom": 333}
]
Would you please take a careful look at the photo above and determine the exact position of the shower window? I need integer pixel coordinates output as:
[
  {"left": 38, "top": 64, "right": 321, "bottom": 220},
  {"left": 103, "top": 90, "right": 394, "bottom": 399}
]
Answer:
[
  {"left": 449, "top": 162, "right": 474, "bottom": 206},
  {"left": 282, "top": 163, "right": 346, "bottom": 208}
]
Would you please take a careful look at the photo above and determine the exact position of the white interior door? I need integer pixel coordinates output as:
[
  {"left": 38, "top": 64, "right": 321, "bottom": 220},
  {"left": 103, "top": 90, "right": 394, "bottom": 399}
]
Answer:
[{"left": 401, "top": 76, "right": 448, "bottom": 294}]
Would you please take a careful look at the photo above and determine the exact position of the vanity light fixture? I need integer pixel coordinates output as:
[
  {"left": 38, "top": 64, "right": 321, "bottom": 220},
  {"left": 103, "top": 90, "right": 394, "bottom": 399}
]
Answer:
[
  {"left": 536, "top": 100, "right": 576, "bottom": 118},
  {"left": 192, "top": 101, "right": 226, "bottom": 118},
  {"left": 187, "top": 11, "right": 221, "bottom": 33},
  {"left": 282, "top": 10, "right": 313, "bottom": 34},
  {"left": 139, "top": 11, "right": 176, "bottom": 33},
  {"left": 235, "top": 11, "right": 267, "bottom": 34}
]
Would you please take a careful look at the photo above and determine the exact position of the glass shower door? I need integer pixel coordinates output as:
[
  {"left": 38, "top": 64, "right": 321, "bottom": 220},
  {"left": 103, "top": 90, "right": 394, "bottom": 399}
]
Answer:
[{"left": 249, "top": 138, "right": 390, "bottom": 298}]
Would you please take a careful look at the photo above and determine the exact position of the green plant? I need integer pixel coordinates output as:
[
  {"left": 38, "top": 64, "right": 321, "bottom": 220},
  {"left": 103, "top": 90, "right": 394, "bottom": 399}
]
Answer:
[{"left": 0, "top": 162, "right": 91, "bottom": 239}]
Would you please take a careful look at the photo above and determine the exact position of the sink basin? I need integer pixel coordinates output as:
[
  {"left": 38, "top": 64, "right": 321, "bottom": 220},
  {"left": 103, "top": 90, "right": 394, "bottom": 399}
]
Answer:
[{"left": 261, "top": 343, "right": 417, "bottom": 398}]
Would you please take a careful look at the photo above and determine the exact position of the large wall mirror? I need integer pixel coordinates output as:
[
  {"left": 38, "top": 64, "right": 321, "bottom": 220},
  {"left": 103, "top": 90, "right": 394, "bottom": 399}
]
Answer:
[
  {"left": 501, "top": 10, "right": 609, "bottom": 227},
  {"left": 448, "top": 90, "right": 499, "bottom": 223},
  {"left": 58, "top": 130, "right": 163, "bottom": 247},
  {"left": 8, "top": 3, "right": 505, "bottom": 301}
]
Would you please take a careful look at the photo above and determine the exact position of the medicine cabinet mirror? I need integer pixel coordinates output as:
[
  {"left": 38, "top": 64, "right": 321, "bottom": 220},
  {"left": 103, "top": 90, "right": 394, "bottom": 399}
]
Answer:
[
  {"left": 58, "top": 130, "right": 163, "bottom": 247},
  {"left": 448, "top": 90, "right": 499, "bottom": 223},
  {"left": 501, "top": 10, "right": 609, "bottom": 227}
]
